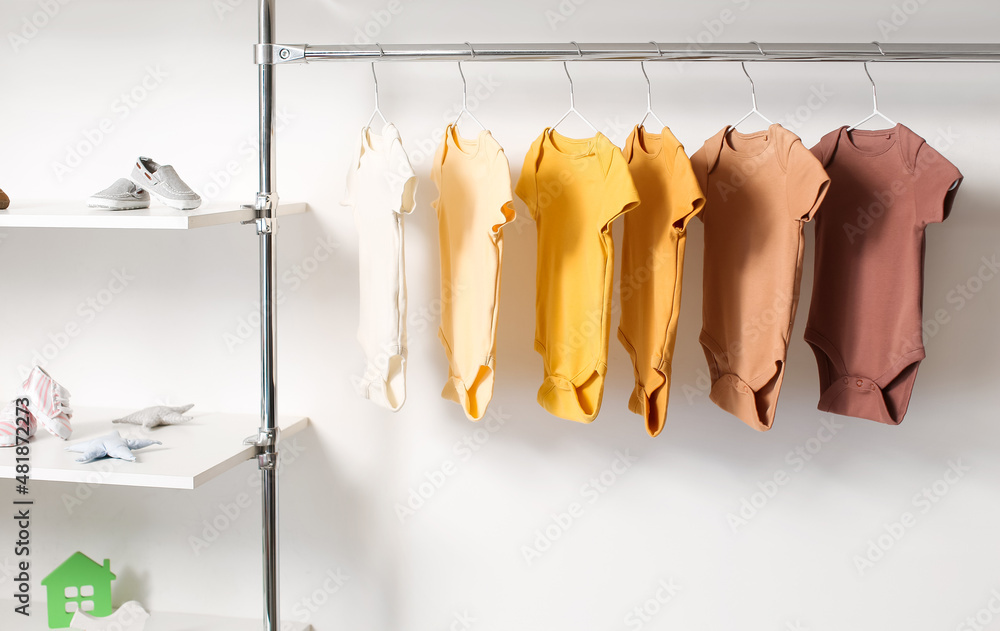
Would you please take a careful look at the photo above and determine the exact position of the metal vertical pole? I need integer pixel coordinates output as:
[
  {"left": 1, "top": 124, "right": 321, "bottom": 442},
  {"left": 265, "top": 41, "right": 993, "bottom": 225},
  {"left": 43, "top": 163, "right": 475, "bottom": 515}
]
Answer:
[{"left": 248, "top": 0, "right": 280, "bottom": 630}]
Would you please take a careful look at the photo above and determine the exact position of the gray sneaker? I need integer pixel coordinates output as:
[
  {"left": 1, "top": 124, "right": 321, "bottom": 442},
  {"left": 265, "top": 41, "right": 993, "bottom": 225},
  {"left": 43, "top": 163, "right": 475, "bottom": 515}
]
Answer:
[
  {"left": 87, "top": 178, "right": 150, "bottom": 210},
  {"left": 130, "top": 156, "right": 202, "bottom": 210}
]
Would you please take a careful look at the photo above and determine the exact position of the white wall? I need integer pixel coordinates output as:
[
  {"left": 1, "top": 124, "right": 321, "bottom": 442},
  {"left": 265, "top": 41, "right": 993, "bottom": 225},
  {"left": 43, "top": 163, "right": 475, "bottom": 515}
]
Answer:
[{"left": 2, "top": 0, "right": 999, "bottom": 629}]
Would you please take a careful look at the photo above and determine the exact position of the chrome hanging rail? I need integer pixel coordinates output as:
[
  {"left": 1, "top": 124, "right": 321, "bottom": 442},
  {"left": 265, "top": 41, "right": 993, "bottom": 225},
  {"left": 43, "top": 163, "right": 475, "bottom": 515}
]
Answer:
[{"left": 256, "top": 42, "right": 1000, "bottom": 64}]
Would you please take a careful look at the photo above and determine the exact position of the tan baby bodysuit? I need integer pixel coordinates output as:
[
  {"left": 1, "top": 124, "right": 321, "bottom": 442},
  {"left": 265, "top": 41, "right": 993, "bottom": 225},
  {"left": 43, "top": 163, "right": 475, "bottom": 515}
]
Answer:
[{"left": 691, "top": 124, "right": 830, "bottom": 431}]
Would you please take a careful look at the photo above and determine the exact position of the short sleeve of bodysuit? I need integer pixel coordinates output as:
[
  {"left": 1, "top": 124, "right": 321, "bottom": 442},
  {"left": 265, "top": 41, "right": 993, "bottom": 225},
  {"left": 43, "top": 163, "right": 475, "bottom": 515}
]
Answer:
[
  {"left": 784, "top": 138, "right": 830, "bottom": 222},
  {"left": 689, "top": 148, "right": 709, "bottom": 199},
  {"left": 913, "top": 141, "right": 963, "bottom": 225},
  {"left": 490, "top": 148, "right": 517, "bottom": 233},
  {"left": 809, "top": 129, "right": 838, "bottom": 167},
  {"left": 515, "top": 138, "right": 542, "bottom": 221},
  {"left": 600, "top": 143, "right": 641, "bottom": 227},
  {"left": 389, "top": 139, "right": 417, "bottom": 214},
  {"left": 342, "top": 132, "right": 363, "bottom": 208},
  {"left": 671, "top": 145, "right": 705, "bottom": 231},
  {"left": 430, "top": 138, "right": 446, "bottom": 204}
]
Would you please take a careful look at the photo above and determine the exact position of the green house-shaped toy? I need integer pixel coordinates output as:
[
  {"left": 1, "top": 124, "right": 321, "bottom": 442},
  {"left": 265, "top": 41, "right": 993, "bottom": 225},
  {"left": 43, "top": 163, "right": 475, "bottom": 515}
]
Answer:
[{"left": 41, "top": 552, "right": 115, "bottom": 629}]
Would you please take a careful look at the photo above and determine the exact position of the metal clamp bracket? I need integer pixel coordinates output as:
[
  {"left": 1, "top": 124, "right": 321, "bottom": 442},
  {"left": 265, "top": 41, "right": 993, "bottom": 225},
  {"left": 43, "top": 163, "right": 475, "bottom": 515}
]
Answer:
[
  {"left": 256, "top": 192, "right": 278, "bottom": 234},
  {"left": 255, "top": 192, "right": 278, "bottom": 213},
  {"left": 255, "top": 217, "right": 273, "bottom": 234},
  {"left": 241, "top": 193, "right": 279, "bottom": 233},
  {"left": 244, "top": 427, "right": 280, "bottom": 470},
  {"left": 255, "top": 43, "right": 307, "bottom": 65}
]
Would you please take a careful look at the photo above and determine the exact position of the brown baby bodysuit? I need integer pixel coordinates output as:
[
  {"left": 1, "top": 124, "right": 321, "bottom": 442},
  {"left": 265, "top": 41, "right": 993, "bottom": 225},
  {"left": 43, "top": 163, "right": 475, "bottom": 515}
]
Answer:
[
  {"left": 691, "top": 124, "right": 830, "bottom": 431},
  {"left": 807, "top": 124, "right": 962, "bottom": 424}
]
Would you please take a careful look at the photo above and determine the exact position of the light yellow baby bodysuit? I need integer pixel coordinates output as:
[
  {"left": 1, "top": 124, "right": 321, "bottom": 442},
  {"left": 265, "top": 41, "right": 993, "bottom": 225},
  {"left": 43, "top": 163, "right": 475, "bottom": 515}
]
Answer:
[
  {"left": 618, "top": 125, "right": 705, "bottom": 437},
  {"left": 516, "top": 129, "right": 640, "bottom": 423},
  {"left": 431, "top": 126, "right": 516, "bottom": 420}
]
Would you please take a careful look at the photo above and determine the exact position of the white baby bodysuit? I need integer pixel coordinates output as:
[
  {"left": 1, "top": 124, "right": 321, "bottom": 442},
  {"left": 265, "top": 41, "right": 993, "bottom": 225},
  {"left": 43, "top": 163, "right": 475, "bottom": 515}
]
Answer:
[{"left": 342, "top": 123, "right": 417, "bottom": 411}]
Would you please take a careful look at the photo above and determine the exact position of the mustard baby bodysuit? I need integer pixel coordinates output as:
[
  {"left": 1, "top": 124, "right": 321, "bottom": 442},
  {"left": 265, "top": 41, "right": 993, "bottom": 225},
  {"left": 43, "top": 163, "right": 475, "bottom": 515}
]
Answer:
[
  {"left": 431, "top": 126, "right": 516, "bottom": 421},
  {"left": 516, "top": 129, "right": 640, "bottom": 423},
  {"left": 618, "top": 125, "right": 705, "bottom": 437}
]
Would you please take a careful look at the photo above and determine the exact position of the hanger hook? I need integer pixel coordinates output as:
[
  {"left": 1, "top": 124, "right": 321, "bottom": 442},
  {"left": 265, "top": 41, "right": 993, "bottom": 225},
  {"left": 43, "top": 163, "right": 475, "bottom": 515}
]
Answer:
[
  {"left": 741, "top": 61, "right": 757, "bottom": 106},
  {"left": 740, "top": 42, "right": 765, "bottom": 111},
  {"left": 638, "top": 41, "right": 666, "bottom": 129},
  {"left": 640, "top": 60, "right": 652, "bottom": 113},
  {"left": 457, "top": 43, "right": 472, "bottom": 95},
  {"left": 457, "top": 42, "right": 476, "bottom": 112},
  {"left": 640, "top": 41, "right": 661, "bottom": 94},
  {"left": 867, "top": 41, "right": 886, "bottom": 111},
  {"left": 562, "top": 62, "right": 575, "bottom": 107},
  {"left": 370, "top": 43, "right": 385, "bottom": 110},
  {"left": 365, "top": 43, "right": 387, "bottom": 128},
  {"left": 733, "top": 42, "right": 774, "bottom": 128},
  {"left": 371, "top": 44, "right": 385, "bottom": 87},
  {"left": 863, "top": 61, "right": 876, "bottom": 89},
  {"left": 563, "top": 41, "right": 583, "bottom": 108},
  {"left": 863, "top": 61, "right": 879, "bottom": 112}
]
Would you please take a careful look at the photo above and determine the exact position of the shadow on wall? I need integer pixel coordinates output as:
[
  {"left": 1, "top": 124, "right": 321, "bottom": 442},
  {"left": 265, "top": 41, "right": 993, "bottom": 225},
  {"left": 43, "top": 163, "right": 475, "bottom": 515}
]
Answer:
[
  {"left": 278, "top": 422, "right": 405, "bottom": 631},
  {"left": 112, "top": 565, "right": 151, "bottom": 610}
]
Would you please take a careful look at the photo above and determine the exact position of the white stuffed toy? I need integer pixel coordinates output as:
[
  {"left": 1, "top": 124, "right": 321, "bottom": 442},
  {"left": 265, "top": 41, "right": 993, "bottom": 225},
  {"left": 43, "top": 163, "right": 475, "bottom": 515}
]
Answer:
[
  {"left": 65, "top": 431, "right": 161, "bottom": 463},
  {"left": 71, "top": 600, "right": 149, "bottom": 631},
  {"left": 112, "top": 404, "right": 194, "bottom": 429}
]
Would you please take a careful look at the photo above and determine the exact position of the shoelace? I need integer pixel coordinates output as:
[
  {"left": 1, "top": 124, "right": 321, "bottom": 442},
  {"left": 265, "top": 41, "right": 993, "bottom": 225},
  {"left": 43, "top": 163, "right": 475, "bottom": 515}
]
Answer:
[
  {"left": 52, "top": 392, "right": 73, "bottom": 418},
  {"left": 26, "top": 383, "right": 73, "bottom": 419}
]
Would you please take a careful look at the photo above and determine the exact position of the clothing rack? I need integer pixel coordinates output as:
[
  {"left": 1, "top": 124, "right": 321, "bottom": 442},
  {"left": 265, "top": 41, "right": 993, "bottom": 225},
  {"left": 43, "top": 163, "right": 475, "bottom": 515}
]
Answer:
[
  {"left": 249, "top": 1, "right": 999, "bottom": 626},
  {"left": 257, "top": 41, "right": 1000, "bottom": 64}
]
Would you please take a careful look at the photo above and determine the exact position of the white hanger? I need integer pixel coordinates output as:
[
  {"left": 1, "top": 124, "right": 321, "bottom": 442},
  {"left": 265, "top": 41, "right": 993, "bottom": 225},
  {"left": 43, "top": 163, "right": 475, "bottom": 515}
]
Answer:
[
  {"left": 733, "top": 42, "right": 773, "bottom": 129},
  {"left": 453, "top": 42, "right": 487, "bottom": 132},
  {"left": 847, "top": 42, "right": 896, "bottom": 131},
  {"left": 552, "top": 41, "right": 599, "bottom": 134},
  {"left": 638, "top": 41, "right": 665, "bottom": 129},
  {"left": 365, "top": 43, "right": 389, "bottom": 129}
]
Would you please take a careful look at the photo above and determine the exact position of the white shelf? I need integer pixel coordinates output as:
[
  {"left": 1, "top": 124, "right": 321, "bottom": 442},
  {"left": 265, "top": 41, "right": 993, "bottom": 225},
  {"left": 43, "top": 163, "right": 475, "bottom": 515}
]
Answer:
[
  {"left": 0, "top": 407, "right": 309, "bottom": 490},
  {"left": 0, "top": 602, "right": 312, "bottom": 630},
  {"left": 0, "top": 201, "right": 308, "bottom": 230}
]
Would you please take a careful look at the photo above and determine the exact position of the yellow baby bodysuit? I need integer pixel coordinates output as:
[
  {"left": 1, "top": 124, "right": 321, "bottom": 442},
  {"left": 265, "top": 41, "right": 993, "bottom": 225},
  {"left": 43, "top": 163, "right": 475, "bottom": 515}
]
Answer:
[
  {"left": 431, "top": 126, "right": 516, "bottom": 420},
  {"left": 618, "top": 125, "right": 705, "bottom": 437},
  {"left": 516, "top": 129, "right": 640, "bottom": 423}
]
